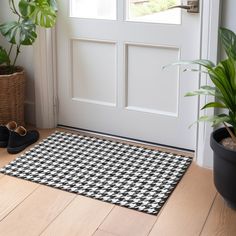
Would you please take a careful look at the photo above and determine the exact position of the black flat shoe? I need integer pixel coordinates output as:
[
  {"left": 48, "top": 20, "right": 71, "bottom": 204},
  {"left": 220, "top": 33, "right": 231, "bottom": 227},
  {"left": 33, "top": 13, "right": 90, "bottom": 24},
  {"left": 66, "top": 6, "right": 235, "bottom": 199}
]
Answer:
[
  {"left": 0, "top": 121, "right": 17, "bottom": 148},
  {"left": 7, "top": 126, "right": 39, "bottom": 154}
]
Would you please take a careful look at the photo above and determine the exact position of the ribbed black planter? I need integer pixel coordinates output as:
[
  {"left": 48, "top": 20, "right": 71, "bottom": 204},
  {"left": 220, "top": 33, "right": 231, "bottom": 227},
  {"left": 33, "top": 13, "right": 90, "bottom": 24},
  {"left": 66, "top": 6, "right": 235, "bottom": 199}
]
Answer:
[{"left": 210, "top": 127, "right": 236, "bottom": 209}]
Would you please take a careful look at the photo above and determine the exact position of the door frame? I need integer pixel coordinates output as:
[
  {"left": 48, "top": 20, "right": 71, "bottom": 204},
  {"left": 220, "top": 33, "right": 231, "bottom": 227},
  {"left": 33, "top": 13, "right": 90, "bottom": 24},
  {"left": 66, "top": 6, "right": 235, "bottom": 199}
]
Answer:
[
  {"left": 34, "top": 0, "right": 221, "bottom": 168},
  {"left": 196, "top": 0, "right": 222, "bottom": 168}
]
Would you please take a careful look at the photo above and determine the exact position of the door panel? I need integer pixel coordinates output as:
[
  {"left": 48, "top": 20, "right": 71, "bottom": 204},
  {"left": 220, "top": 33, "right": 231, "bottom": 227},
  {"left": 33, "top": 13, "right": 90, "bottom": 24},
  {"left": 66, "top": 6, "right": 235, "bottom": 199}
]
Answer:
[
  {"left": 71, "top": 39, "right": 117, "bottom": 106},
  {"left": 57, "top": 0, "right": 200, "bottom": 150},
  {"left": 126, "top": 44, "right": 179, "bottom": 116}
]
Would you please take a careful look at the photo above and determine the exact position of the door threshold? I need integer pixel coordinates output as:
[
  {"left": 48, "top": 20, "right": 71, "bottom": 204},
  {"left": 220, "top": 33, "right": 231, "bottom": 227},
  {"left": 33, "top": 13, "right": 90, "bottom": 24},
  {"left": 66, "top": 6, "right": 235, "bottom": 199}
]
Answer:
[{"left": 57, "top": 125, "right": 195, "bottom": 157}]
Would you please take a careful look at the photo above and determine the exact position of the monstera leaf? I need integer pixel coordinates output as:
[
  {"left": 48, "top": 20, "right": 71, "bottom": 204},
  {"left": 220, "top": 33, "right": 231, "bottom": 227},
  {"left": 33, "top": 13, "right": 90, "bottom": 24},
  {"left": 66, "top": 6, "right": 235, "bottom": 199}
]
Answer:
[
  {"left": 0, "top": 47, "right": 10, "bottom": 66},
  {"left": 0, "top": 0, "right": 57, "bottom": 68},
  {"left": 0, "top": 20, "right": 37, "bottom": 45},
  {"left": 19, "top": 0, "right": 57, "bottom": 28},
  {"left": 48, "top": 0, "right": 58, "bottom": 11}
]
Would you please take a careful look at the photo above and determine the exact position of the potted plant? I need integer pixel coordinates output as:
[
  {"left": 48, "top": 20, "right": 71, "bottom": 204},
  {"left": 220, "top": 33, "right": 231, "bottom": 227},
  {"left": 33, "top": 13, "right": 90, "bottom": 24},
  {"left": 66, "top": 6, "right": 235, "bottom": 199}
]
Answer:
[
  {"left": 171, "top": 27, "right": 236, "bottom": 209},
  {"left": 0, "top": 0, "right": 57, "bottom": 125}
]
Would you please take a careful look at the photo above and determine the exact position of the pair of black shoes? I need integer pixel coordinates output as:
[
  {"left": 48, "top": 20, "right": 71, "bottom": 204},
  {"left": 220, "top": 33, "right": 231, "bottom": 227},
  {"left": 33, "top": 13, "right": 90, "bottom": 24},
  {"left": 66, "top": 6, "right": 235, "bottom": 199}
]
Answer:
[{"left": 0, "top": 121, "right": 39, "bottom": 154}]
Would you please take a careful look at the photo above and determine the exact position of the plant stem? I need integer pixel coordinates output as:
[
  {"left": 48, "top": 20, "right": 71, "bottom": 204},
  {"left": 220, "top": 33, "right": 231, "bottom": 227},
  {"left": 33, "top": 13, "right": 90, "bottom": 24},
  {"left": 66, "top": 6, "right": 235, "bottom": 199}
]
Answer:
[
  {"left": 12, "top": 45, "right": 21, "bottom": 68},
  {"left": 10, "top": 0, "right": 21, "bottom": 17},
  {"left": 223, "top": 122, "right": 236, "bottom": 144},
  {"left": 8, "top": 44, "right": 13, "bottom": 57},
  {"left": 9, "top": 0, "right": 22, "bottom": 69}
]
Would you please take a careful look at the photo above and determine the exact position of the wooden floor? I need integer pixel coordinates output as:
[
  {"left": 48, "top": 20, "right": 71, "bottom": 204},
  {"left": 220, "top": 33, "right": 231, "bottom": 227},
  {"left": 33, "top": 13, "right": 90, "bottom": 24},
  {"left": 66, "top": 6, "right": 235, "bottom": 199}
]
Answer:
[{"left": 0, "top": 128, "right": 236, "bottom": 236}]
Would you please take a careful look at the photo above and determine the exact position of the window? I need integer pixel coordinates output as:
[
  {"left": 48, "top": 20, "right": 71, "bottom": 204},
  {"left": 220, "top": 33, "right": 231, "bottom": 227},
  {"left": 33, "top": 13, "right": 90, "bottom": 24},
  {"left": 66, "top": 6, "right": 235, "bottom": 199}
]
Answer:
[
  {"left": 127, "top": 0, "right": 181, "bottom": 24},
  {"left": 70, "top": 0, "right": 116, "bottom": 20}
]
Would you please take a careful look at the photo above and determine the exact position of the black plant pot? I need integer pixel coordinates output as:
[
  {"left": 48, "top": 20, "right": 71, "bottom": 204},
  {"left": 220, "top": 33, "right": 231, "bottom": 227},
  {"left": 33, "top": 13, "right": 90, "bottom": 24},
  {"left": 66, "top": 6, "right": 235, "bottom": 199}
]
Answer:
[{"left": 210, "top": 127, "right": 236, "bottom": 209}]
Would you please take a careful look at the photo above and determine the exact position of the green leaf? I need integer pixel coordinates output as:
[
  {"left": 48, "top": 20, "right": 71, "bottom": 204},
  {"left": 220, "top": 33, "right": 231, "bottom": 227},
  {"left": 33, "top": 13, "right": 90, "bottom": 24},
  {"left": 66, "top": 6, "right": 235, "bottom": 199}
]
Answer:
[
  {"left": 212, "top": 115, "right": 231, "bottom": 127},
  {"left": 0, "top": 47, "right": 10, "bottom": 65},
  {"left": 185, "top": 90, "right": 212, "bottom": 97},
  {"left": 0, "top": 22, "right": 18, "bottom": 44},
  {"left": 19, "top": 0, "right": 57, "bottom": 28},
  {"left": 198, "top": 115, "right": 213, "bottom": 122},
  {"left": 48, "top": 0, "right": 58, "bottom": 11},
  {"left": 219, "top": 27, "right": 236, "bottom": 60},
  {"left": 164, "top": 59, "right": 215, "bottom": 71},
  {"left": 185, "top": 86, "right": 221, "bottom": 98},
  {"left": 18, "top": 0, "right": 31, "bottom": 17},
  {"left": 191, "top": 59, "right": 216, "bottom": 68},
  {"left": 198, "top": 114, "right": 230, "bottom": 127},
  {"left": 201, "top": 102, "right": 226, "bottom": 110},
  {"left": 220, "top": 58, "right": 236, "bottom": 91},
  {"left": 214, "top": 65, "right": 233, "bottom": 93},
  {"left": 208, "top": 68, "right": 235, "bottom": 110},
  {"left": 200, "top": 85, "right": 217, "bottom": 91},
  {"left": 182, "top": 68, "right": 208, "bottom": 74},
  {"left": 0, "top": 20, "right": 37, "bottom": 45}
]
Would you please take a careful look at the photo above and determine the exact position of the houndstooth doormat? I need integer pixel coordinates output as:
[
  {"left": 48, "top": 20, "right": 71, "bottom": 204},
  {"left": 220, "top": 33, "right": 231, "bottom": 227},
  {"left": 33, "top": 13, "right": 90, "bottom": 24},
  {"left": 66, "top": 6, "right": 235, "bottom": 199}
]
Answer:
[{"left": 0, "top": 131, "right": 192, "bottom": 215}]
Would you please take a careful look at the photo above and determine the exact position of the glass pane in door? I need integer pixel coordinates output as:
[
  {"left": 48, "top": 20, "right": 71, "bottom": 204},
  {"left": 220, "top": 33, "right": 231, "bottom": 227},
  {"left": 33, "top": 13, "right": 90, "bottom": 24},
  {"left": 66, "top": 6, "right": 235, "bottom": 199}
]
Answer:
[
  {"left": 127, "top": 0, "right": 181, "bottom": 24},
  {"left": 70, "top": 0, "right": 116, "bottom": 20}
]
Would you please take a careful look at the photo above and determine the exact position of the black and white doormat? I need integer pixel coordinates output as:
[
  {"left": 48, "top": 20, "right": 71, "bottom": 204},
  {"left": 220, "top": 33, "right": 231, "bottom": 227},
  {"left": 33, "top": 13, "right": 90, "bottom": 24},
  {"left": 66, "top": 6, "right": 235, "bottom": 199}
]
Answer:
[{"left": 0, "top": 131, "right": 192, "bottom": 215}]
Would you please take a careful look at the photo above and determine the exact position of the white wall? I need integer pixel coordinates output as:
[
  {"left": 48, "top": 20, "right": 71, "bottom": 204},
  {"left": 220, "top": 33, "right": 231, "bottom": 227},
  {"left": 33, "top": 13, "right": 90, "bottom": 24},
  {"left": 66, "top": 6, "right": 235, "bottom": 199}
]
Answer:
[
  {"left": 0, "top": 1, "right": 35, "bottom": 124},
  {"left": 221, "top": 0, "right": 236, "bottom": 32}
]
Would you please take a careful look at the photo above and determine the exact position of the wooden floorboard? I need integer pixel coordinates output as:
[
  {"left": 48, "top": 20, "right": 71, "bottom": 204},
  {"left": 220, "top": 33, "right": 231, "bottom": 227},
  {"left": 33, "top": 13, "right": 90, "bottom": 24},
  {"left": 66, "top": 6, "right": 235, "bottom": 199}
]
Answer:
[
  {"left": 0, "top": 128, "right": 235, "bottom": 236},
  {"left": 148, "top": 163, "right": 217, "bottom": 236},
  {"left": 200, "top": 194, "right": 236, "bottom": 236},
  {"left": 0, "top": 150, "right": 21, "bottom": 168},
  {"left": 0, "top": 128, "right": 54, "bottom": 168},
  {"left": 0, "top": 148, "right": 11, "bottom": 168},
  {"left": 0, "top": 148, "right": 5, "bottom": 155},
  {"left": 93, "top": 229, "right": 117, "bottom": 236},
  {"left": 100, "top": 206, "right": 156, "bottom": 236},
  {"left": 41, "top": 196, "right": 114, "bottom": 236},
  {"left": 0, "top": 148, "right": 6, "bottom": 178},
  {"left": 0, "top": 185, "right": 75, "bottom": 236},
  {"left": 0, "top": 176, "right": 38, "bottom": 221}
]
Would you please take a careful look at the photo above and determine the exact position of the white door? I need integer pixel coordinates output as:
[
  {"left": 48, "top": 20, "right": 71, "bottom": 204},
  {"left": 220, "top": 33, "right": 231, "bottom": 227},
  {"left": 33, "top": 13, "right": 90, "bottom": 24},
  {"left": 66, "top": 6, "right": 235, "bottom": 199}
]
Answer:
[{"left": 57, "top": 0, "right": 201, "bottom": 150}]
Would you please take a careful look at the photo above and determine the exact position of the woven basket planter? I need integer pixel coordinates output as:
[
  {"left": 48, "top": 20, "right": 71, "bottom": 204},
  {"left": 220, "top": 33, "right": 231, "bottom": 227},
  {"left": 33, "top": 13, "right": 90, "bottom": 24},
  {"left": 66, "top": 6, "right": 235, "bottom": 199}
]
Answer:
[{"left": 0, "top": 67, "right": 25, "bottom": 125}]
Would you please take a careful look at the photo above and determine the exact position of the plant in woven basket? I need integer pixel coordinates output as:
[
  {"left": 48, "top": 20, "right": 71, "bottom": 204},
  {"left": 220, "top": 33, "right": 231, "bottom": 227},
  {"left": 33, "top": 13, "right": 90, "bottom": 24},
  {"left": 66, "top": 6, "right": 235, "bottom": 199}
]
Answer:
[{"left": 0, "top": 0, "right": 58, "bottom": 74}]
